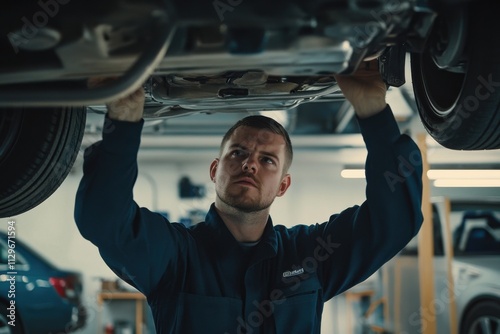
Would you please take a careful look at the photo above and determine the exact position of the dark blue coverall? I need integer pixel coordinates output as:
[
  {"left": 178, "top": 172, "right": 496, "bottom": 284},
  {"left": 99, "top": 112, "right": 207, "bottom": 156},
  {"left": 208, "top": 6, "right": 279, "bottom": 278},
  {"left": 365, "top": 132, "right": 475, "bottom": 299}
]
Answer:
[{"left": 75, "top": 105, "right": 423, "bottom": 334}]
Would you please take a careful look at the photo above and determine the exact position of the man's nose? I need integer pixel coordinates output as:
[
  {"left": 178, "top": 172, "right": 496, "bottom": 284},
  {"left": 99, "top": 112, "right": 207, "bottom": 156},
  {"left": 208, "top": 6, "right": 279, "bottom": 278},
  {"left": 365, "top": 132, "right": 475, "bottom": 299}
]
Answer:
[{"left": 242, "top": 155, "right": 258, "bottom": 173}]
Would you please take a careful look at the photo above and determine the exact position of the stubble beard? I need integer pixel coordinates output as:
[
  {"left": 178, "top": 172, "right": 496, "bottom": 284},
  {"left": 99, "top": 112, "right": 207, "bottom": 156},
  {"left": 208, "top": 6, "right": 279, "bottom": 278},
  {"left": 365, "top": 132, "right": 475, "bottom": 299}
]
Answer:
[{"left": 216, "top": 187, "right": 273, "bottom": 214}]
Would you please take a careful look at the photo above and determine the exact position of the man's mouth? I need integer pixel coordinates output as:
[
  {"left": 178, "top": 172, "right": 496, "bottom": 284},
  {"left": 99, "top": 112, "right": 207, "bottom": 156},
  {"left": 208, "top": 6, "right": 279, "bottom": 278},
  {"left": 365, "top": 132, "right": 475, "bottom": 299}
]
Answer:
[{"left": 234, "top": 177, "right": 258, "bottom": 187}]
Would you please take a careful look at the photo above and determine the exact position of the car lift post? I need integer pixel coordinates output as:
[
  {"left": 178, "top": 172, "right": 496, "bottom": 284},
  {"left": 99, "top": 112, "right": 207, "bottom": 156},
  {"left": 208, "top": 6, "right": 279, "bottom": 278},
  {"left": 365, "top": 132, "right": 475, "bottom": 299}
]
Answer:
[
  {"left": 417, "top": 133, "right": 437, "bottom": 334},
  {"left": 442, "top": 196, "right": 458, "bottom": 334}
]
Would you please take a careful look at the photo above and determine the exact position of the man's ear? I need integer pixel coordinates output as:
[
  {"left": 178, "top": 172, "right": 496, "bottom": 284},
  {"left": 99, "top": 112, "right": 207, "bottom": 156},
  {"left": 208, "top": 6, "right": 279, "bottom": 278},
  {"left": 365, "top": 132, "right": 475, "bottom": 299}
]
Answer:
[
  {"left": 276, "top": 174, "right": 291, "bottom": 197},
  {"left": 209, "top": 159, "right": 219, "bottom": 182}
]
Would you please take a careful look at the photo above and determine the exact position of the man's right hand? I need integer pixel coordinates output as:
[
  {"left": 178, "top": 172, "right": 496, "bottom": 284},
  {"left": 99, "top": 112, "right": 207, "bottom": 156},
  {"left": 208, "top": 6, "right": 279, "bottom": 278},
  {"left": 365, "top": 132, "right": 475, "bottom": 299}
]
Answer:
[{"left": 88, "top": 77, "right": 145, "bottom": 122}]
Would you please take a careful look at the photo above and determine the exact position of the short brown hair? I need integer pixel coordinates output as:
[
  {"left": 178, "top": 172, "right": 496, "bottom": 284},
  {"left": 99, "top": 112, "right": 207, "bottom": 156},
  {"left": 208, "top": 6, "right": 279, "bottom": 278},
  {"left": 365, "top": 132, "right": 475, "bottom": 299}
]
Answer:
[{"left": 220, "top": 115, "right": 293, "bottom": 172}]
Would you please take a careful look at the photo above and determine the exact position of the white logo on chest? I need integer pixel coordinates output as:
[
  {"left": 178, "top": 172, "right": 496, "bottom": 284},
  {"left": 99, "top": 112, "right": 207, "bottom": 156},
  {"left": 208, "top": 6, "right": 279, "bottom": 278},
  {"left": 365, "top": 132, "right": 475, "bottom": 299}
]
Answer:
[{"left": 282, "top": 267, "right": 304, "bottom": 278}]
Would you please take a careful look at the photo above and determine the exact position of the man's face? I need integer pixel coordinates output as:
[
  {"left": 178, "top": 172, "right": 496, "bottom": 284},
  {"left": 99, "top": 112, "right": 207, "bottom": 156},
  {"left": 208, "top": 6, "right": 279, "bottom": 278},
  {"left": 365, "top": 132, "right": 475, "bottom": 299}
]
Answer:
[{"left": 210, "top": 126, "right": 291, "bottom": 213}]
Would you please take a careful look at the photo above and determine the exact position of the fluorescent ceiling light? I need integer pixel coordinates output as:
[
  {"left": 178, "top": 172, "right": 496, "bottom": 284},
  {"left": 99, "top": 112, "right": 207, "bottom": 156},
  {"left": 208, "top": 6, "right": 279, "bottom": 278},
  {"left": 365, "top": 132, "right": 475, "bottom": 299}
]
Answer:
[
  {"left": 427, "top": 169, "right": 500, "bottom": 179},
  {"left": 341, "top": 168, "right": 500, "bottom": 187},
  {"left": 434, "top": 179, "right": 500, "bottom": 188},
  {"left": 340, "top": 169, "right": 365, "bottom": 178}
]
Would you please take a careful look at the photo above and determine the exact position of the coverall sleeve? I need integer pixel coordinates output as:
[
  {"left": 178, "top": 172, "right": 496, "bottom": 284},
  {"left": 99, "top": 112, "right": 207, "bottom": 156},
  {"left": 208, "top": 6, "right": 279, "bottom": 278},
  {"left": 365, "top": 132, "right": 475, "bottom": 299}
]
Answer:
[
  {"left": 74, "top": 116, "right": 187, "bottom": 297},
  {"left": 317, "top": 104, "right": 424, "bottom": 300}
]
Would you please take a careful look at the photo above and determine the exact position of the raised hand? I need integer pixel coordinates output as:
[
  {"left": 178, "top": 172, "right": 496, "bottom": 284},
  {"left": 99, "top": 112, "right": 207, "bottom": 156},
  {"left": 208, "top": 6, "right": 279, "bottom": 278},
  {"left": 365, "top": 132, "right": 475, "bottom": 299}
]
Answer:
[
  {"left": 88, "top": 77, "right": 145, "bottom": 122},
  {"left": 334, "top": 59, "right": 387, "bottom": 118}
]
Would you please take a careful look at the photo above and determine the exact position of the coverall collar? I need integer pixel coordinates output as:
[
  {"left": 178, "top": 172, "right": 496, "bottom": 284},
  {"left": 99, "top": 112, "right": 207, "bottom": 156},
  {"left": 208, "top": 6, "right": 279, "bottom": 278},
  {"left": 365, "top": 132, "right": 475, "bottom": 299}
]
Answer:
[{"left": 205, "top": 203, "right": 278, "bottom": 262}]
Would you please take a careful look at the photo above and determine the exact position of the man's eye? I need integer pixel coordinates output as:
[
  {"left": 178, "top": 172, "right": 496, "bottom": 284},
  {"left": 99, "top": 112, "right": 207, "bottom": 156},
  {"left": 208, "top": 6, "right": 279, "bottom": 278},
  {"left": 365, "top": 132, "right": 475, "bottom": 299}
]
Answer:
[
  {"left": 231, "top": 150, "right": 243, "bottom": 157},
  {"left": 262, "top": 157, "right": 275, "bottom": 165}
]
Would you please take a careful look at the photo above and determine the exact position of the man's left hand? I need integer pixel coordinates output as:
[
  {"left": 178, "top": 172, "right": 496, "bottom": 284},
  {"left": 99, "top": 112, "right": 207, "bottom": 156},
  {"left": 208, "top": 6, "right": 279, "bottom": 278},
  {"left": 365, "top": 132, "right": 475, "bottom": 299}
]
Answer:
[{"left": 334, "top": 59, "right": 387, "bottom": 119}]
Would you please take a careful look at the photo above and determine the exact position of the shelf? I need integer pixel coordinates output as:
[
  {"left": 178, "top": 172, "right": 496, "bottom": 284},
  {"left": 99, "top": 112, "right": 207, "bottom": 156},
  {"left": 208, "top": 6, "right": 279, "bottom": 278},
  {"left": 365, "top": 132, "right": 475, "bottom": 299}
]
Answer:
[{"left": 97, "top": 291, "right": 147, "bottom": 334}]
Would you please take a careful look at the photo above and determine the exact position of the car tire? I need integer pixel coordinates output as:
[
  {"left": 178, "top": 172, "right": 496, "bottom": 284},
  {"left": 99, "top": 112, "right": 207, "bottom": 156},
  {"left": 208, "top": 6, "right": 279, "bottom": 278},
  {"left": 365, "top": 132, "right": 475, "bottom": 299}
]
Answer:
[
  {"left": 0, "top": 107, "right": 86, "bottom": 218},
  {"left": 0, "top": 301, "right": 24, "bottom": 334},
  {"left": 461, "top": 300, "right": 500, "bottom": 334},
  {"left": 410, "top": 1, "right": 500, "bottom": 150}
]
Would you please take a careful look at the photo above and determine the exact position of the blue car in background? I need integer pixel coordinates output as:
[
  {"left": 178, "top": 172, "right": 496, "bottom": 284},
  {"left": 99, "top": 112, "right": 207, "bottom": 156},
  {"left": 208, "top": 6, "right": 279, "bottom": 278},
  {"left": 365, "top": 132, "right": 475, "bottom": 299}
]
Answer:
[{"left": 0, "top": 230, "right": 86, "bottom": 334}]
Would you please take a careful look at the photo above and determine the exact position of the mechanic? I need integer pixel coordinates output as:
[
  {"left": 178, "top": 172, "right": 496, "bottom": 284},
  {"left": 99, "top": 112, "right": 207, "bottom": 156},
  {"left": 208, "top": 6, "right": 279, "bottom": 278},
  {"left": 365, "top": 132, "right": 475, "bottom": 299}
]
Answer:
[{"left": 74, "top": 59, "right": 423, "bottom": 334}]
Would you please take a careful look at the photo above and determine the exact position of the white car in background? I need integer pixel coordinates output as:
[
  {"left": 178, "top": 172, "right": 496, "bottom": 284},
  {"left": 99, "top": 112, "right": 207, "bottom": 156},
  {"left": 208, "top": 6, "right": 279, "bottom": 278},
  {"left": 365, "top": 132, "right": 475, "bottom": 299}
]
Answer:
[{"left": 364, "top": 198, "right": 500, "bottom": 334}]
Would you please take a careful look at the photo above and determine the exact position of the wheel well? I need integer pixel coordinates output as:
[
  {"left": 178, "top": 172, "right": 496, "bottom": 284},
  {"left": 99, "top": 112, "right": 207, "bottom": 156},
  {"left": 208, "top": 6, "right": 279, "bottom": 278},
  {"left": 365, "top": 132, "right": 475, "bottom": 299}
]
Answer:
[{"left": 460, "top": 295, "right": 500, "bottom": 334}]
